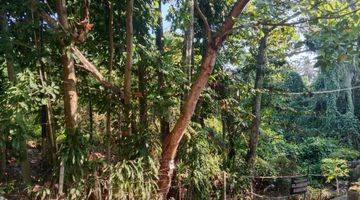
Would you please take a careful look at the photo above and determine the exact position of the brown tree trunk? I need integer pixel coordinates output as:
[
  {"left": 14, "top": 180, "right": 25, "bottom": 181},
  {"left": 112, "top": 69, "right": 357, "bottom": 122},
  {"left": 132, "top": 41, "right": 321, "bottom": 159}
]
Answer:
[
  {"left": 157, "top": 1, "right": 250, "bottom": 196},
  {"left": 138, "top": 53, "right": 148, "bottom": 132},
  {"left": 56, "top": 0, "right": 78, "bottom": 135},
  {"left": 156, "top": 0, "right": 170, "bottom": 142},
  {"left": 106, "top": 0, "right": 114, "bottom": 159},
  {"left": 246, "top": 33, "right": 268, "bottom": 174},
  {"left": 124, "top": 0, "right": 134, "bottom": 135},
  {"left": 56, "top": 0, "right": 78, "bottom": 195},
  {"left": 158, "top": 47, "right": 216, "bottom": 196}
]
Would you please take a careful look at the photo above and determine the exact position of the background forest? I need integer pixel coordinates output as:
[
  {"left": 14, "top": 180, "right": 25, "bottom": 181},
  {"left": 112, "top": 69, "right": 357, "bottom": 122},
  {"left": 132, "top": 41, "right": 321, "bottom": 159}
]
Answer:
[{"left": 0, "top": 0, "right": 359, "bottom": 199}]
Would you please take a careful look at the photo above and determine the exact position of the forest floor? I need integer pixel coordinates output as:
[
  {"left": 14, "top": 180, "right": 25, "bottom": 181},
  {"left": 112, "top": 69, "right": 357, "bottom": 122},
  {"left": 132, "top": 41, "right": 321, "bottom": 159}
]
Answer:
[{"left": 1, "top": 142, "right": 354, "bottom": 200}]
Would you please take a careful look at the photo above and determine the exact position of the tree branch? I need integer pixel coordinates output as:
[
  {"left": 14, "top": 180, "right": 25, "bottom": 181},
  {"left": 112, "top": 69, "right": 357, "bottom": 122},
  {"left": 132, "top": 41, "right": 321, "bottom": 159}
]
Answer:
[
  {"left": 29, "top": 0, "right": 59, "bottom": 28},
  {"left": 194, "top": 0, "right": 212, "bottom": 43},
  {"left": 214, "top": 0, "right": 250, "bottom": 48},
  {"left": 71, "top": 46, "right": 123, "bottom": 98},
  {"left": 263, "top": 7, "right": 360, "bottom": 27}
]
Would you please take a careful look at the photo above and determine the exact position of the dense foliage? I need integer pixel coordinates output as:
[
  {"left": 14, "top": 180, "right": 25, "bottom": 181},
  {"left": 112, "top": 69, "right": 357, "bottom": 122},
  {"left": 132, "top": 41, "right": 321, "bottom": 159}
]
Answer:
[{"left": 0, "top": 0, "right": 359, "bottom": 199}]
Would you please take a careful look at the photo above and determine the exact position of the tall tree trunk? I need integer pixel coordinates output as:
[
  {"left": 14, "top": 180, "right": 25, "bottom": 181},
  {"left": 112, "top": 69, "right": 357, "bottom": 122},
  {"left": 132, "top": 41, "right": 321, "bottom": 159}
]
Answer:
[
  {"left": 246, "top": 33, "right": 268, "bottom": 174},
  {"left": 157, "top": 1, "right": 250, "bottom": 196},
  {"left": 183, "top": 0, "right": 194, "bottom": 86},
  {"left": 31, "top": 3, "right": 57, "bottom": 171},
  {"left": 106, "top": 0, "right": 114, "bottom": 159},
  {"left": 138, "top": 53, "right": 148, "bottom": 132},
  {"left": 56, "top": 0, "right": 78, "bottom": 195},
  {"left": 156, "top": 0, "right": 170, "bottom": 142},
  {"left": 56, "top": 0, "right": 78, "bottom": 135},
  {"left": 124, "top": 0, "right": 134, "bottom": 135},
  {"left": 159, "top": 47, "right": 217, "bottom": 197}
]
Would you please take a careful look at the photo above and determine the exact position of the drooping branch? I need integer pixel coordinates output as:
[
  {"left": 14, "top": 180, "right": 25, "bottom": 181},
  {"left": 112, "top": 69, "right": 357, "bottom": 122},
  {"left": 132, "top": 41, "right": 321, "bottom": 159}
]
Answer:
[{"left": 71, "top": 46, "right": 123, "bottom": 98}]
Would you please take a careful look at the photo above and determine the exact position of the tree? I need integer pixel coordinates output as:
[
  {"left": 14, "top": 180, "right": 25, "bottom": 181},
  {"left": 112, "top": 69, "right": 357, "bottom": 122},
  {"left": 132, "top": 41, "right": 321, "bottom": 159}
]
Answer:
[
  {"left": 124, "top": 0, "right": 134, "bottom": 135},
  {"left": 158, "top": 0, "right": 250, "bottom": 197}
]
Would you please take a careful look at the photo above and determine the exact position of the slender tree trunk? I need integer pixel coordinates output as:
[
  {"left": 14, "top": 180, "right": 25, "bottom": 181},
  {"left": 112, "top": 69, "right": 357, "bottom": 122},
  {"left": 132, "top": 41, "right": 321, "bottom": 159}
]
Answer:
[
  {"left": 46, "top": 103, "right": 57, "bottom": 165},
  {"left": 156, "top": 0, "right": 170, "bottom": 142},
  {"left": 31, "top": 3, "right": 57, "bottom": 170},
  {"left": 56, "top": 0, "right": 78, "bottom": 195},
  {"left": 124, "top": 0, "right": 134, "bottom": 135},
  {"left": 106, "top": 0, "right": 114, "bottom": 159},
  {"left": 246, "top": 33, "right": 268, "bottom": 173},
  {"left": 157, "top": 1, "right": 250, "bottom": 196},
  {"left": 183, "top": 0, "right": 194, "bottom": 86},
  {"left": 138, "top": 53, "right": 148, "bottom": 132}
]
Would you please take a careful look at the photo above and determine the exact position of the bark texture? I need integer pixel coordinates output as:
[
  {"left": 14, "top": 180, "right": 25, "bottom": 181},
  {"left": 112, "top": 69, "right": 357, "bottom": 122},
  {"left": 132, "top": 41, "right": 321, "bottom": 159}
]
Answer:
[
  {"left": 124, "top": 0, "right": 134, "bottom": 135},
  {"left": 56, "top": 0, "right": 78, "bottom": 135},
  {"left": 56, "top": 0, "right": 77, "bottom": 195},
  {"left": 246, "top": 33, "right": 268, "bottom": 173},
  {"left": 183, "top": 0, "right": 195, "bottom": 85},
  {"left": 158, "top": 1, "right": 250, "bottom": 196}
]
